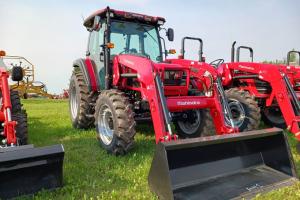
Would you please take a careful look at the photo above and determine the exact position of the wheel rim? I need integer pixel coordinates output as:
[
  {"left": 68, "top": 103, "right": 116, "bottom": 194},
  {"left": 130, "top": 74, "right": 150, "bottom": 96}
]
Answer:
[
  {"left": 97, "top": 104, "right": 114, "bottom": 145},
  {"left": 177, "top": 110, "right": 201, "bottom": 135},
  {"left": 70, "top": 82, "right": 78, "bottom": 120},
  {"left": 263, "top": 107, "right": 285, "bottom": 124},
  {"left": 227, "top": 99, "right": 246, "bottom": 128}
]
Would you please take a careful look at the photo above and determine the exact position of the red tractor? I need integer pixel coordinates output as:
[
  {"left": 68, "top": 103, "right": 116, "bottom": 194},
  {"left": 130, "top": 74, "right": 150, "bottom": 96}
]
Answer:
[
  {"left": 69, "top": 7, "right": 298, "bottom": 199},
  {"left": 0, "top": 51, "right": 64, "bottom": 199},
  {"left": 174, "top": 38, "right": 261, "bottom": 132},
  {"left": 0, "top": 51, "right": 27, "bottom": 146},
  {"left": 218, "top": 42, "right": 300, "bottom": 138},
  {"left": 67, "top": 7, "right": 256, "bottom": 154}
]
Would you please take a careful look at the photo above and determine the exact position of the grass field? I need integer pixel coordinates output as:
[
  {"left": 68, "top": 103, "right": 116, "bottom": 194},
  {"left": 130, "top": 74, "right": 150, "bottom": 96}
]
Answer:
[{"left": 18, "top": 99, "right": 300, "bottom": 199}]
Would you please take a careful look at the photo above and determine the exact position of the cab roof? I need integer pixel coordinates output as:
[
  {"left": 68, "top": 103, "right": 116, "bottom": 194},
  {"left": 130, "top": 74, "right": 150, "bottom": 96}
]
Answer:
[{"left": 83, "top": 7, "right": 166, "bottom": 28}]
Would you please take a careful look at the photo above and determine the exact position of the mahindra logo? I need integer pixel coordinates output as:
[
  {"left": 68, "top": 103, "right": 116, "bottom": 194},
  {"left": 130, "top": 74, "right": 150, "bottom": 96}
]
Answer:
[
  {"left": 177, "top": 101, "right": 201, "bottom": 106},
  {"left": 238, "top": 65, "right": 255, "bottom": 70}
]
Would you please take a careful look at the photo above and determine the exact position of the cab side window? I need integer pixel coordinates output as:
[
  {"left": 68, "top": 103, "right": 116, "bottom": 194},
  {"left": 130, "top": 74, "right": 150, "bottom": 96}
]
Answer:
[
  {"left": 88, "top": 31, "right": 97, "bottom": 55},
  {"left": 88, "top": 23, "right": 104, "bottom": 56}
]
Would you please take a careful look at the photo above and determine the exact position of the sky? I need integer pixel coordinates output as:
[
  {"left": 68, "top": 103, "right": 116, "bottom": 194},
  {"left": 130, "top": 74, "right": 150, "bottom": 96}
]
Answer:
[{"left": 0, "top": 0, "right": 299, "bottom": 93}]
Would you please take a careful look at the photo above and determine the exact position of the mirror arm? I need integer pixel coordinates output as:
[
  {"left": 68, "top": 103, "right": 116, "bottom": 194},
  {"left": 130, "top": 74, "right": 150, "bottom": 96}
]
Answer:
[{"left": 160, "top": 37, "right": 168, "bottom": 59}]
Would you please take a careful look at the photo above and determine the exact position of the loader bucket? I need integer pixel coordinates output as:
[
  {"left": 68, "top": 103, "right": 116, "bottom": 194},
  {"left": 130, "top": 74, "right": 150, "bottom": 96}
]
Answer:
[
  {"left": 0, "top": 144, "right": 64, "bottom": 199},
  {"left": 148, "top": 128, "right": 298, "bottom": 200}
]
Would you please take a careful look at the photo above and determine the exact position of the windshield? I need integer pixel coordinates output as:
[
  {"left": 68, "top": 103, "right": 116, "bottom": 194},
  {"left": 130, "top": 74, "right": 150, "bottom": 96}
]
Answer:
[{"left": 110, "top": 21, "right": 162, "bottom": 62}]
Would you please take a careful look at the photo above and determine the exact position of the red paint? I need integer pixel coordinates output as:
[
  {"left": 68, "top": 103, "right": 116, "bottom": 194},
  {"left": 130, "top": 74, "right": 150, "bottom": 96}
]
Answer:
[
  {"left": 84, "top": 8, "right": 165, "bottom": 28},
  {"left": 85, "top": 58, "right": 98, "bottom": 91},
  {"left": 0, "top": 68, "right": 17, "bottom": 145},
  {"left": 219, "top": 61, "right": 300, "bottom": 139}
]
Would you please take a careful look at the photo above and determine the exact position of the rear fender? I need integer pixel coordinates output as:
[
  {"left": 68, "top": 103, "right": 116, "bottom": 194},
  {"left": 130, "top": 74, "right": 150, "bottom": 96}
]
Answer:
[
  {"left": 112, "top": 56, "right": 120, "bottom": 86},
  {"left": 73, "top": 58, "right": 99, "bottom": 91}
]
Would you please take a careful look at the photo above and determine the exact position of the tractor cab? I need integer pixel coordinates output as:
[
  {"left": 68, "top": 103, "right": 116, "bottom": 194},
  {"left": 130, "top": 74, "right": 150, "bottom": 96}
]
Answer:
[{"left": 83, "top": 7, "right": 174, "bottom": 90}]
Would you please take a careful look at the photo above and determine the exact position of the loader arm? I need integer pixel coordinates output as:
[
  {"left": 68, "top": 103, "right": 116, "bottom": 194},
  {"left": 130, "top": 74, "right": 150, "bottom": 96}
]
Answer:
[
  {"left": 113, "top": 55, "right": 236, "bottom": 142},
  {"left": 112, "top": 55, "right": 174, "bottom": 142},
  {"left": 0, "top": 68, "right": 17, "bottom": 145}
]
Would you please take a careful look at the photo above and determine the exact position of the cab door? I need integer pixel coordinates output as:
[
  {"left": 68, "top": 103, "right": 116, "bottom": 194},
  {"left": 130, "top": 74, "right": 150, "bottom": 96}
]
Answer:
[{"left": 87, "top": 24, "right": 105, "bottom": 90}]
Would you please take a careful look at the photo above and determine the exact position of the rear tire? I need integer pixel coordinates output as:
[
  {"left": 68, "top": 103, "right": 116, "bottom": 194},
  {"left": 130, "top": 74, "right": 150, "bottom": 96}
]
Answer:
[
  {"left": 225, "top": 88, "right": 261, "bottom": 131},
  {"left": 261, "top": 106, "right": 286, "bottom": 129},
  {"left": 174, "top": 109, "right": 216, "bottom": 138},
  {"left": 94, "top": 90, "right": 136, "bottom": 155},
  {"left": 69, "top": 70, "right": 97, "bottom": 129}
]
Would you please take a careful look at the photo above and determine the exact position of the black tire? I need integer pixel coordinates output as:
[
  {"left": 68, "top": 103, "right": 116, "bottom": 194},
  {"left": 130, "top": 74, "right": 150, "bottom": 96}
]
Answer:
[
  {"left": 10, "top": 90, "right": 28, "bottom": 145},
  {"left": 94, "top": 89, "right": 136, "bottom": 155},
  {"left": 261, "top": 106, "right": 286, "bottom": 129},
  {"left": 69, "top": 70, "right": 97, "bottom": 129},
  {"left": 0, "top": 90, "right": 22, "bottom": 113},
  {"left": 12, "top": 111, "right": 28, "bottom": 145},
  {"left": 10, "top": 90, "right": 22, "bottom": 114},
  {"left": 174, "top": 109, "right": 216, "bottom": 138},
  {"left": 225, "top": 88, "right": 261, "bottom": 131},
  {"left": 11, "top": 66, "right": 24, "bottom": 81}
]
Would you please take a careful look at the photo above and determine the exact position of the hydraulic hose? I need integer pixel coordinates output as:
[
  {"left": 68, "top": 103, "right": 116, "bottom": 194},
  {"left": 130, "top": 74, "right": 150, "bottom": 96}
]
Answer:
[{"left": 216, "top": 77, "right": 235, "bottom": 128}]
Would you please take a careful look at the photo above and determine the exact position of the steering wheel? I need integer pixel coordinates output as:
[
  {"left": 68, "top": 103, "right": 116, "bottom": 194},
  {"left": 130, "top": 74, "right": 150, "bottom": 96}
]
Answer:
[
  {"left": 120, "top": 48, "right": 150, "bottom": 59},
  {"left": 119, "top": 48, "right": 129, "bottom": 54},
  {"left": 209, "top": 59, "right": 224, "bottom": 69}
]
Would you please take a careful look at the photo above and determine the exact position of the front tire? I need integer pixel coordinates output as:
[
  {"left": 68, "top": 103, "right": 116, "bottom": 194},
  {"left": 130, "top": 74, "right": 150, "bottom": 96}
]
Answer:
[
  {"left": 10, "top": 90, "right": 22, "bottom": 113},
  {"left": 261, "top": 106, "right": 286, "bottom": 129},
  {"left": 12, "top": 111, "right": 28, "bottom": 145},
  {"left": 69, "top": 70, "right": 96, "bottom": 129},
  {"left": 10, "top": 90, "right": 28, "bottom": 145},
  {"left": 225, "top": 88, "right": 261, "bottom": 131},
  {"left": 174, "top": 109, "right": 216, "bottom": 138},
  {"left": 94, "top": 90, "right": 136, "bottom": 155}
]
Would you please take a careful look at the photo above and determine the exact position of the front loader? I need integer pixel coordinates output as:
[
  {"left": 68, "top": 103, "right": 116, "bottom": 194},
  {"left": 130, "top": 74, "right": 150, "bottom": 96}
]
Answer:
[
  {"left": 219, "top": 42, "right": 300, "bottom": 138},
  {"left": 0, "top": 51, "right": 64, "bottom": 199},
  {"left": 69, "top": 7, "right": 298, "bottom": 199}
]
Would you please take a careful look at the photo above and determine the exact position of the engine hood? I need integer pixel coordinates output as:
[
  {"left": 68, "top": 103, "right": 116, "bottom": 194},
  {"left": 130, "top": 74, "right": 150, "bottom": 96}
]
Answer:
[{"left": 116, "top": 54, "right": 188, "bottom": 71}]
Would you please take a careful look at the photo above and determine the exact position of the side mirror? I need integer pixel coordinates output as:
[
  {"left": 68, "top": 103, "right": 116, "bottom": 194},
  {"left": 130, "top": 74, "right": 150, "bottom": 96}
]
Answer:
[
  {"left": 93, "top": 16, "right": 101, "bottom": 31},
  {"left": 166, "top": 28, "right": 174, "bottom": 41},
  {"left": 11, "top": 66, "right": 23, "bottom": 81}
]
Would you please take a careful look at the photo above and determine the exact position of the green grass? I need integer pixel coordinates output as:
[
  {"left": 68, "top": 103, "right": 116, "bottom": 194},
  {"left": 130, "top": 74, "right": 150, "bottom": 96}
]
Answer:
[{"left": 17, "top": 99, "right": 300, "bottom": 199}]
